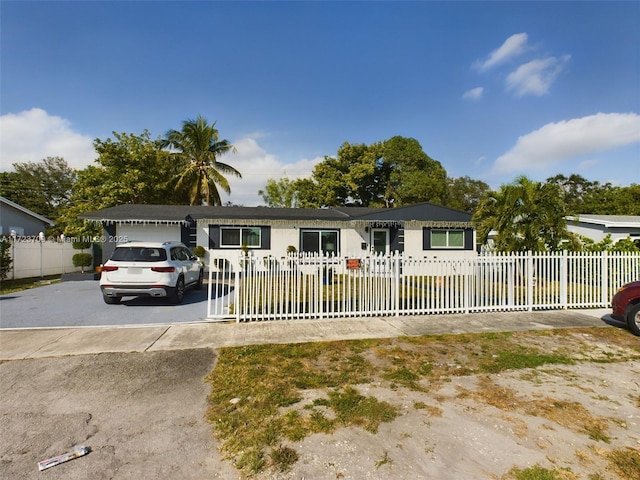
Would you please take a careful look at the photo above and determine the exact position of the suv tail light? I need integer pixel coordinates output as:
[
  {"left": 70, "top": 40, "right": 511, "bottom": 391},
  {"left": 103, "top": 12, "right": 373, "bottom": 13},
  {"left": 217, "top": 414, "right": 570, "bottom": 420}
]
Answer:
[
  {"left": 151, "top": 266, "right": 176, "bottom": 273},
  {"left": 102, "top": 265, "right": 119, "bottom": 272}
]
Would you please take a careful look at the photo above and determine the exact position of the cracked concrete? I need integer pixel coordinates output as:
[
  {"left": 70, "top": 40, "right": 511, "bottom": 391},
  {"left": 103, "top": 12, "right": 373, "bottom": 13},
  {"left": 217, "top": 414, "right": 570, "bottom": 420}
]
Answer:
[{"left": 0, "top": 349, "right": 237, "bottom": 480}]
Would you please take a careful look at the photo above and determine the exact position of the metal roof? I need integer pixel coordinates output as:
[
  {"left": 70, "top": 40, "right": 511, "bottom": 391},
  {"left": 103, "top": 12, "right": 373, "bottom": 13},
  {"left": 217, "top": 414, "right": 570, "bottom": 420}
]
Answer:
[{"left": 567, "top": 214, "right": 640, "bottom": 228}]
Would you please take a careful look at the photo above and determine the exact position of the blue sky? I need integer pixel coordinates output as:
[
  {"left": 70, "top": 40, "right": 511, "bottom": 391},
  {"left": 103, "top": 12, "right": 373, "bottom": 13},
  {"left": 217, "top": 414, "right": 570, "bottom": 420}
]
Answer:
[{"left": 1, "top": 1, "right": 639, "bottom": 206}]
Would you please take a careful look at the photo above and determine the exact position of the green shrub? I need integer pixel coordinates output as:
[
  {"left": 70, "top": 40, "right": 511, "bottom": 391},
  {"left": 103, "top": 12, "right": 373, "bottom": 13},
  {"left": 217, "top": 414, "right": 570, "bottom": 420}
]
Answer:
[
  {"left": 72, "top": 253, "right": 93, "bottom": 272},
  {"left": 0, "top": 239, "right": 12, "bottom": 282},
  {"left": 72, "top": 241, "right": 91, "bottom": 250},
  {"left": 193, "top": 245, "right": 206, "bottom": 258}
]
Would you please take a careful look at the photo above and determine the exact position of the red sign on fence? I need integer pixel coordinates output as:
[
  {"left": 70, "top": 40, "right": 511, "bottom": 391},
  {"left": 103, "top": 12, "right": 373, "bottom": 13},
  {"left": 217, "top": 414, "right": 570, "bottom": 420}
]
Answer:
[{"left": 346, "top": 258, "right": 361, "bottom": 270}]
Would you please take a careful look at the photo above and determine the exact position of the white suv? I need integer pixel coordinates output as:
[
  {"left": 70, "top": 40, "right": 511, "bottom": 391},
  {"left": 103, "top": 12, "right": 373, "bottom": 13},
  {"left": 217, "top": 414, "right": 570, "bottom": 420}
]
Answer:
[{"left": 100, "top": 241, "right": 203, "bottom": 304}]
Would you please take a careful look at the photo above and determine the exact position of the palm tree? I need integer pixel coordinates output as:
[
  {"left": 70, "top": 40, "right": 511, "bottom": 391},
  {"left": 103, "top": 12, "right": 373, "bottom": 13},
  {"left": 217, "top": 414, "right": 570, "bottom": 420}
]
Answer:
[
  {"left": 473, "top": 176, "right": 569, "bottom": 252},
  {"left": 161, "top": 115, "right": 241, "bottom": 205}
]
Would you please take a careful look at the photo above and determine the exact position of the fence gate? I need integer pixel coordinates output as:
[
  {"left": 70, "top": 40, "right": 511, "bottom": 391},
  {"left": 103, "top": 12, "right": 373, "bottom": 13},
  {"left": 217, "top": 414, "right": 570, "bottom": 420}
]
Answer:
[{"left": 206, "top": 257, "right": 236, "bottom": 321}]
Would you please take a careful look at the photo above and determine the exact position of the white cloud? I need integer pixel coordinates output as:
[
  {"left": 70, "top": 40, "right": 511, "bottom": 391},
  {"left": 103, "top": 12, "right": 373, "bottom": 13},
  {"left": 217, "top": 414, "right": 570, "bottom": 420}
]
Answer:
[
  {"left": 578, "top": 159, "right": 597, "bottom": 170},
  {"left": 222, "top": 137, "right": 322, "bottom": 206},
  {"left": 0, "top": 108, "right": 96, "bottom": 171},
  {"left": 474, "top": 156, "right": 487, "bottom": 167},
  {"left": 493, "top": 112, "right": 640, "bottom": 174},
  {"left": 0, "top": 110, "right": 320, "bottom": 206},
  {"left": 462, "top": 87, "right": 484, "bottom": 100},
  {"left": 473, "top": 33, "right": 570, "bottom": 98},
  {"left": 506, "top": 55, "right": 570, "bottom": 96},
  {"left": 476, "top": 33, "right": 529, "bottom": 71}
]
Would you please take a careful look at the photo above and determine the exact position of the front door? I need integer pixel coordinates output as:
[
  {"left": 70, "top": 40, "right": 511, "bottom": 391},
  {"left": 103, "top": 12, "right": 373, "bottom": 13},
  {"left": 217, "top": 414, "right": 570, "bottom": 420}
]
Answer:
[{"left": 371, "top": 229, "right": 389, "bottom": 255}]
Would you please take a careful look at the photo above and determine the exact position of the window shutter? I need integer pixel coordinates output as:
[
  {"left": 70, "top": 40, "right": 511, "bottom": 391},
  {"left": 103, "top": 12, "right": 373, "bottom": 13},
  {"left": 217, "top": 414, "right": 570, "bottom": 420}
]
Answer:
[
  {"left": 390, "top": 227, "right": 404, "bottom": 253},
  {"left": 208, "top": 226, "right": 220, "bottom": 249},
  {"left": 261, "top": 226, "right": 271, "bottom": 250},
  {"left": 464, "top": 228, "right": 473, "bottom": 250},
  {"left": 181, "top": 223, "right": 196, "bottom": 248},
  {"left": 423, "top": 228, "right": 432, "bottom": 250}
]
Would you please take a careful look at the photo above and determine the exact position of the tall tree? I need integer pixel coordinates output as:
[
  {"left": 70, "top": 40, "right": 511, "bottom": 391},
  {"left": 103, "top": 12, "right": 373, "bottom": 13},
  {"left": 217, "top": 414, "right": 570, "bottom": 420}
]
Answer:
[
  {"left": 546, "top": 174, "right": 600, "bottom": 215},
  {"left": 473, "top": 176, "right": 569, "bottom": 252},
  {"left": 286, "top": 136, "right": 446, "bottom": 208},
  {"left": 290, "top": 178, "right": 321, "bottom": 208},
  {"left": 612, "top": 184, "right": 640, "bottom": 215},
  {"left": 91, "top": 131, "right": 182, "bottom": 205},
  {"left": 0, "top": 156, "right": 76, "bottom": 222},
  {"left": 445, "top": 176, "right": 490, "bottom": 212},
  {"left": 161, "top": 115, "right": 240, "bottom": 205},
  {"left": 547, "top": 174, "right": 640, "bottom": 215},
  {"left": 381, "top": 136, "right": 448, "bottom": 207},
  {"left": 333, "top": 141, "right": 383, "bottom": 206},
  {"left": 259, "top": 177, "right": 298, "bottom": 208},
  {"left": 290, "top": 142, "right": 383, "bottom": 207},
  {"left": 58, "top": 131, "right": 182, "bottom": 237}
]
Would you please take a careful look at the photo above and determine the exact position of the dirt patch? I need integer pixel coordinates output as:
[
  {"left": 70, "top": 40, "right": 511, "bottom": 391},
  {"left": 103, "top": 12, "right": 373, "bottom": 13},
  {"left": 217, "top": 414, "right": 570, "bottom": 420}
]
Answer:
[{"left": 258, "top": 359, "right": 640, "bottom": 480}]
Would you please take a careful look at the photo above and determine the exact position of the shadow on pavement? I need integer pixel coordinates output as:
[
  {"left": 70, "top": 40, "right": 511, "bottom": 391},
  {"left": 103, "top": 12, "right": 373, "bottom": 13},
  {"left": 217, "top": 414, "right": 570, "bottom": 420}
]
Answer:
[
  {"left": 117, "top": 283, "right": 234, "bottom": 307},
  {"left": 118, "top": 289, "right": 208, "bottom": 307},
  {"left": 601, "top": 313, "right": 630, "bottom": 333}
]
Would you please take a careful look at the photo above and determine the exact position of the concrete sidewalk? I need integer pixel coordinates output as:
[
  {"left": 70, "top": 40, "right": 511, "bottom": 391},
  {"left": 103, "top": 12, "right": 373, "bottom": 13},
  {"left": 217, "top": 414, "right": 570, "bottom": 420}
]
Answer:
[{"left": 0, "top": 308, "right": 615, "bottom": 361}]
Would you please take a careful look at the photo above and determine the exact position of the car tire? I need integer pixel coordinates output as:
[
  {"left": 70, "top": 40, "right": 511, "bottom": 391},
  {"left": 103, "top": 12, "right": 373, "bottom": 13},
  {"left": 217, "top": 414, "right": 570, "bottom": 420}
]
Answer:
[
  {"left": 171, "top": 276, "right": 185, "bottom": 304},
  {"left": 627, "top": 303, "right": 640, "bottom": 336},
  {"left": 103, "top": 294, "right": 121, "bottom": 305},
  {"left": 195, "top": 269, "right": 204, "bottom": 290}
]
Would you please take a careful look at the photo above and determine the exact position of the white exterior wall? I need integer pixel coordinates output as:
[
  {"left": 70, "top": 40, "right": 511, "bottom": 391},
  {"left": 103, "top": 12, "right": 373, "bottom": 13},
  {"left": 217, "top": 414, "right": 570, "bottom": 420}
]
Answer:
[
  {"left": 197, "top": 223, "right": 478, "bottom": 271},
  {"left": 269, "top": 225, "right": 301, "bottom": 256},
  {"left": 567, "top": 223, "right": 606, "bottom": 242},
  {"left": 403, "top": 228, "right": 423, "bottom": 256},
  {"left": 567, "top": 223, "right": 629, "bottom": 243},
  {"left": 341, "top": 227, "right": 369, "bottom": 256},
  {"left": 117, "top": 224, "right": 181, "bottom": 243},
  {"left": 197, "top": 225, "right": 370, "bottom": 272},
  {"left": 194, "top": 224, "right": 284, "bottom": 272}
]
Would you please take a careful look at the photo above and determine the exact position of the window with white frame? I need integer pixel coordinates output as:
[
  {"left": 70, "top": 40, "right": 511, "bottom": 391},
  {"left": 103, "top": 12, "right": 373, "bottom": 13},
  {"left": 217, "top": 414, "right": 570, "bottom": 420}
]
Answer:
[
  {"left": 301, "top": 230, "right": 339, "bottom": 254},
  {"left": 220, "top": 227, "right": 261, "bottom": 248},
  {"left": 431, "top": 230, "right": 465, "bottom": 249}
]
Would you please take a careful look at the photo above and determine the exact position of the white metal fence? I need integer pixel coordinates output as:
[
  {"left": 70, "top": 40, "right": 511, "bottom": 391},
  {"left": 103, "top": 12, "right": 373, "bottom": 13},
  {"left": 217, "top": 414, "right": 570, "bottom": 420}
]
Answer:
[{"left": 206, "top": 251, "right": 640, "bottom": 322}]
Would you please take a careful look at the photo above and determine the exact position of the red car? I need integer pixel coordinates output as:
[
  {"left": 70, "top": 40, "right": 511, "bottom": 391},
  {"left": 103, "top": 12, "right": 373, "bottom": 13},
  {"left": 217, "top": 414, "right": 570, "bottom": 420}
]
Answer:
[{"left": 611, "top": 281, "right": 640, "bottom": 336}]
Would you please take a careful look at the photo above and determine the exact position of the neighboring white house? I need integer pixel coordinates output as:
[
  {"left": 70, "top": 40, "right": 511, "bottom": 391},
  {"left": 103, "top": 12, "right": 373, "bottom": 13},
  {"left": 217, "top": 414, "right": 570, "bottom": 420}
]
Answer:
[
  {"left": 80, "top": 203, "right": 477, "bottom": 268},
  {"left": 566, "top": 214, "right": 640, "bottom": 246},
  {"left": 0, "top": 196, "right": 55, "bottom": 237}
]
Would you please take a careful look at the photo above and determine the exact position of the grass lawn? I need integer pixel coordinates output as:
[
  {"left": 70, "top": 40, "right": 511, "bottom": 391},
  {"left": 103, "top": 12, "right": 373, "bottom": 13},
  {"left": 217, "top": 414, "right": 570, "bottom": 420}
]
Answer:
[{"left": 0, "top": 274, "right": 61, "bottom": 295}]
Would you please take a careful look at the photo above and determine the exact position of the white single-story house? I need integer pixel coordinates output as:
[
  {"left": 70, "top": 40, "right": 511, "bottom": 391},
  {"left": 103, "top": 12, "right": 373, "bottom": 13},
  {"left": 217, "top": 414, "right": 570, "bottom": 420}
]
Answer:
[
  {"left": 0, "top": 196, "right": 55, "bottom": 237},
  {"left": 566, "top": 214, "right": 640, "bottom": 246},
  {"left": 80, "top": 203, "right": 477, "bottom": 268}
]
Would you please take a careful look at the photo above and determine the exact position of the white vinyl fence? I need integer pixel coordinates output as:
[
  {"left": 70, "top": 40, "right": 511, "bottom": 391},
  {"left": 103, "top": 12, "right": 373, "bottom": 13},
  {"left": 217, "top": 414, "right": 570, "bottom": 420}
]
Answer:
[
  {"left": 3, "top": 239, "right": 90, "bottom": 280},
  {"left": 207, "top": 251, "right": 640, "bottom": 322}
]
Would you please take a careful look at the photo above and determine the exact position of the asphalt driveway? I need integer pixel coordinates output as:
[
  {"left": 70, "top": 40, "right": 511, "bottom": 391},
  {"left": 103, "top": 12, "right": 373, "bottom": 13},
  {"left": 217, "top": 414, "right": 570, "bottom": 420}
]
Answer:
[{"left": 0, "top": 280, "right": 216, "bottom": 328}]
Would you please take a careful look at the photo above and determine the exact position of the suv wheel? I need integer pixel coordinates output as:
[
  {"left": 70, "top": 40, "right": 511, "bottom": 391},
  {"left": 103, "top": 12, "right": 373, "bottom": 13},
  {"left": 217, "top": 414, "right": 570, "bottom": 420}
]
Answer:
[
  {"left": 171, "top": 276, "right": 185, "bottom": 304},
  {"left": 627, "top": 304, "right": 640, "bottom": 336},
  {"left": 103, "top": 294, "right": 121, "bottom": 305}
]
